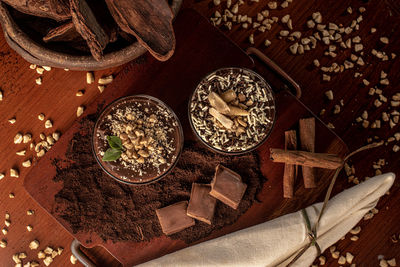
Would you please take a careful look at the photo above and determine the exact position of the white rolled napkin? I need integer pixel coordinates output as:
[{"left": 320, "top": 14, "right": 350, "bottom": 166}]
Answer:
[{"left": 139, "top": 173, "right": 395, "bottom": 267}]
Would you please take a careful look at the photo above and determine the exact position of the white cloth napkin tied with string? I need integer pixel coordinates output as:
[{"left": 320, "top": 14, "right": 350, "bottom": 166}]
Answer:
[{"left": 138, "top": 173, "right": 395, "bottom": 267}]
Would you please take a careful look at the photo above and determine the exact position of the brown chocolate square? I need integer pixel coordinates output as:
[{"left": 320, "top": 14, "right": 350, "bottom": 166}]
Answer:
[
  {"left": 156, "top": 201, "right": 195, "bottom": 235},
  {"left": 187, "top": 183, "right": 217, "bottom": 225},
  {"left": 210, "top": 165, "right": 247, "bottom": 209}
]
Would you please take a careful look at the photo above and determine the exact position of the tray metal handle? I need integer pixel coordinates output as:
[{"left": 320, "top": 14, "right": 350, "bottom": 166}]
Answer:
[
  {"left": 246, "top": 47, "right": 302, "bottom": 99},
  {"left": 71, "top": 239, "right": 96, "bottom": 267}
]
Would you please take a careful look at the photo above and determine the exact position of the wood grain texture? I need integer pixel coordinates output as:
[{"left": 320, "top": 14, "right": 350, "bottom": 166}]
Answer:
[{"left": 0, "top": 0, "right": 398, "bottom": 266}]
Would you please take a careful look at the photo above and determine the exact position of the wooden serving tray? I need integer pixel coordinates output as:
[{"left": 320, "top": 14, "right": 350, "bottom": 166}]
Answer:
[{"left": 24, "top": 9, "right": 348, "bottom": 266}]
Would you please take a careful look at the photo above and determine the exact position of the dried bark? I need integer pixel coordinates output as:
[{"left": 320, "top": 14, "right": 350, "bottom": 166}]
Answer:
[
  {"left": 43, "top": 21, "right": 81, "bottom": 43},
  {"left": 105, "top": 0, "right": 175, "bottom": 61},
  {"left": 1, "top": 0, "right": 70, "bottom": 21},
  {"left": 70, "top": 0, "right": 109, "bottom": 61}
]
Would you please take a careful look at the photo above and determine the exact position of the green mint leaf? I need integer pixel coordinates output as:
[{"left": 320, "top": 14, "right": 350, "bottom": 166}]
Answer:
[
  {"left": 107, "top": 136, "right": 122, "bottom": 150},
  {"left": 102, "top": 148, "right": 122, "bottom": 161}
]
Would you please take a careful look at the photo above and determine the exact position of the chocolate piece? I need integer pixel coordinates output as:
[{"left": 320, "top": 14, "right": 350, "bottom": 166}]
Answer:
[
  {"left": 156, "top": 201, "right": 195, "bottom": 235},
  {"left": 210, "top": 165, "right": 247, "bottom": 210},
  {"left": 70, "top": 0, "right": 109, "bottom": 61},
  {"left": 187, "top": 183, "right": 216, "bottom": 225}
]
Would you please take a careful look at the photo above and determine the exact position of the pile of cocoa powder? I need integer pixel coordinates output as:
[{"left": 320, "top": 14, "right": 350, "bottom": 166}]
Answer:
[{"left": 52, "top": 113, "right": 266, "bottom": 244}]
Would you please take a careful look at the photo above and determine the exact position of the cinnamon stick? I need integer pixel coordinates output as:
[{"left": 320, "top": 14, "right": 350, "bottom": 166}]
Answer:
[
  {"left": 43, "top": 21, "right": 81, "bottom": 43},
  {"left": 283, "top": 130, "right": 297, "bottom": 198},
  {"left": 270, "top": 149, "right": 342, "bottom": 169},
  {"left": 299, "top": 118, "right": 316, "bottom": 188}
]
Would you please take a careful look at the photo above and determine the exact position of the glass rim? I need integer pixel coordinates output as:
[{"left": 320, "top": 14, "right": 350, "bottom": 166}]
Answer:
[
  {"left": 188, "top": 67, "right": 276, "bottom": 156},
  {"left": 92, "top": 94, "right": 184, "bottom": 186}
]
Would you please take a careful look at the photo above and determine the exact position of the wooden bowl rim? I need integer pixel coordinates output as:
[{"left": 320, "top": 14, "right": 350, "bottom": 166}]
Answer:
[{"left": 0, "top": 0, "right": 182, "bottom": 70}]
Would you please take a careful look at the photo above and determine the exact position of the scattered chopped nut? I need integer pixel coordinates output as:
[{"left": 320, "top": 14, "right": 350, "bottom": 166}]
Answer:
[
  {"left": 35, "top": 77, "right": 42, "bottom": 85},
  {"left": 98, "top": 85, "right": 105, "bottom": 93},
  {"left": 0, "top": 173, "right": 4, "bottom": 180},
  {"left": 27, "top": 225, "right": 33, "bottom": 232},
  {"left": 76, "top": 90, "right": 84, "bottom": 97},
  {"left": 43, "top": 256, "right": 53, "bottom": 266},
  {"left": 381, "top": 259, "right": 389, "bottom": 267},
  {"left": 77, "top": 106, "right": 85, "bottom": 117},
  {"left": 27, "top": 210, "right": 34, "bottom": 215},
  {"left": 38, "top": 113, "right": 45, "bottom": 121},
  {"left": 387, "top": 258, "right": 397, "bottom": 267},
  {"left": 350, "top": 226, "right": 361, "bottom": 235},
  {"left": 319, "top": 255, "right": 326, "bottom": 265},
  {"left": 86, "top": 72, "right": 94, "bottom": 84},
  {"left": 70, "top": 255, "right": 77, "bottom": 264},
  {"left": 363, "top": 211, "right": 374, "bottom": 220},
  {"left": 325, "top": 90, "right": 334, "bottom": 100},
  {"left": 36, "top": 67, "right": 44, "bottom": 74},
  {"left": 98, "top": 75, "right": 113, "bottom": 85},
  {"left": 338, "top": 255, "right": 346, "bottom": 265},
  {"left": 52, "top": 132, "right": 61, "bottom": 141},
  {"left": 44, "top": 247, "right": 53, "bottom": 254},
  {"left": 16, "top": 150, "right": 26, "bottom": 156},
  {"left": 332, "top": 251, "right": 340, "bottom": 259},
  {"left": 322, "top": 74, "right": 331, "bottom": 81},
  {"left": 350, "top": 235, "right": 359, "bottom": 241},
  {"left": 45, "top": 120, "right": 53, "bottom": 128},
  {"left": 393, "top": 145, "right": 399, "bottom": 152},
  {"left": 346, "top": 252, "right": 354, "bottom": 264},
  {"left": 380, "top": 37, "right": 389, "bottom": 44},
  {"left": 8, "top": 118, "right": 16, "bottom": 124},
  {"left": 333, "top": 104, "right": 341, "bottom": 114},
  {"left": 13, "top": 253, "right": 21, "bottom": 263},
  {"left": 1, "top": 228, "right": 7, "bottom": 235},
  {"left": 38, "top": 251, "right": 46, "bottom": 259},
  {"left": 22, "top": 133, "right": 32, "bottom": 143},
  {"left": 249, "top": 33, "right": 254, "bottom": 44},
  {"left": 22, "top": 160, "right": 32, "bottom": 168},
  {"left": 0, "top": 239, "right": 6, "bottom": 248},
  {"left": 29, "top": 240, "right": 40, "bottom": 250},
  {"left": 8, "top": 193, "right": 14, "bottom": 199},
  {"left": 10, "top": 168, "right": 19, "bottom": 178},
  {"left": 14, "top": 133, "right": 23, "bottom": 144}
]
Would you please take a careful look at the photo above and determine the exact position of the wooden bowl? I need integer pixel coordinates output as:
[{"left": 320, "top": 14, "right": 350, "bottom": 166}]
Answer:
[{"left": 0, "top": 0, "right": 182, "bottom": 70}]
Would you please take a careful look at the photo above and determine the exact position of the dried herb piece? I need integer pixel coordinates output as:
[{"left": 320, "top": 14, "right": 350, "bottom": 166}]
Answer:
[
  {"left": 43, "top": 21, "right": 81, "bottom": 43},
  {"left": 2, "top": 0, "right": 70, "bottom": 21},
  {"left": 102, "top": 136, "right": 123, "bottom": 161},
  {"left": 105, "top": 0, "right": 175, "bottom": 61},
  {"left": 70, "top": 0, "right": 109, "bottom": 61}
]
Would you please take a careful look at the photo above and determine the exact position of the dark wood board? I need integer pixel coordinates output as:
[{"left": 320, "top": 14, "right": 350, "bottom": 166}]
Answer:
[{"left": 23, "top": 9, "right": 348, "bottom": 266}]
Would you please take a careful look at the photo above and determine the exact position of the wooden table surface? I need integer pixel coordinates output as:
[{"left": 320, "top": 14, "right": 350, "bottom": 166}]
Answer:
[{"left": 0, "top": 0, "right": 399, "bottom": 266}]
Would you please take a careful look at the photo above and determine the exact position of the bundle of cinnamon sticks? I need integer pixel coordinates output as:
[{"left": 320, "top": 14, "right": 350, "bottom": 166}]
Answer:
[
  {"left": 270, "top": 118, "right": 343, "bottom": 198},
  {"left": 1, "top": 0, "right": 176, "bottom": 61}
]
